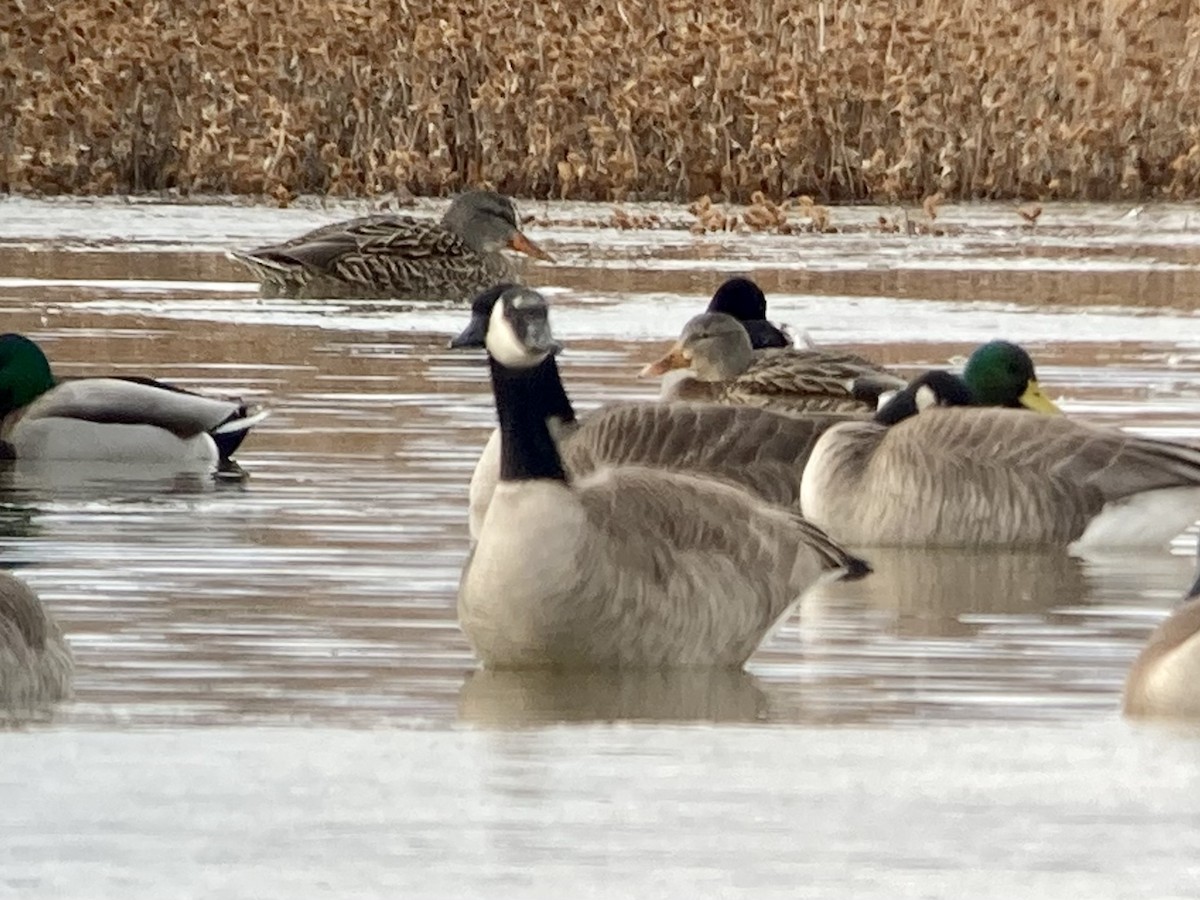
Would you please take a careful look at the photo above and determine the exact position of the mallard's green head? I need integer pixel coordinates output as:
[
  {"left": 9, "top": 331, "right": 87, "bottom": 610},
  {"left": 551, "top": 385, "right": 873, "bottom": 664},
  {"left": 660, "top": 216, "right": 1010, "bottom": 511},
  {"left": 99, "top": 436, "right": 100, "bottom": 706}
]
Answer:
[
  {"left": 963, "top": 340, "right": 1062, "bottom": 414},
  {"left": 0, "top": 334, "right": 55, "bottom": 415}
]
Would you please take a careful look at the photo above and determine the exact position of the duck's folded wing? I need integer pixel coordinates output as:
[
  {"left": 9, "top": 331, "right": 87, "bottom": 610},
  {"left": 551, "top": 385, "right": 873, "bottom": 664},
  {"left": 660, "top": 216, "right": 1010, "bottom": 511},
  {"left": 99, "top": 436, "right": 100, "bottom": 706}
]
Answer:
[
  {"left": 28, "top": 378, "right": 245, "bottom": 437},
  {"left": 741, "top": 349, "right": 906, "bottom": 400},
  {"left": 244, "top": 216, "right": 476, "bottom": 272}
]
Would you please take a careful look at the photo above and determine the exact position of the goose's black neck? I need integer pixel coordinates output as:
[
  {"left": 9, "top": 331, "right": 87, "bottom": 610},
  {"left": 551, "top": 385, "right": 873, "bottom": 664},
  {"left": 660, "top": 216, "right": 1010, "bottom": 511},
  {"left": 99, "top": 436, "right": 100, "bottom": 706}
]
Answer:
[
  {"left": 873, "top": 390, "right": 919, "bottom": 426},
  {"left": 491, "top": 355, "right": 570, "bottom": 483},
  {"left": 534, "top": 355, "right": 577, "bottom": 426}
]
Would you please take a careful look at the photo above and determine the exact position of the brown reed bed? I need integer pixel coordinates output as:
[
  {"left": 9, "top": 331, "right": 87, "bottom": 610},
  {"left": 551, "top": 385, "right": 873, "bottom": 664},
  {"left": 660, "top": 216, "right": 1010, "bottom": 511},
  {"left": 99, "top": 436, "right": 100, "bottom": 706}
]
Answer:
[{"left": 4, "top": 0, "right": 1200, "bottom": 202}]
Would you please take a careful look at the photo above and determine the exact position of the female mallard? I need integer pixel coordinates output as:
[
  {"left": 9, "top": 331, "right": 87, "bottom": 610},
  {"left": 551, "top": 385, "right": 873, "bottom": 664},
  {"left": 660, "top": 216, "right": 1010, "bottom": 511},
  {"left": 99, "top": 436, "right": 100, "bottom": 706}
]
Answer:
[
  {"left": 800, "top": 370, "right": 1200, "bottom": 548},
  {"left": 705, "top": 277, "right": 791, "bottom": 349},
  {"left": 458, "top": 285, "right": 869, "bottom": 669},
  {"left": 0, "top": 572, "right": 72, "bottom": 708},
  {"left": 0, "top": 334, "right": 268, "bottom": 470},
  {"left": 1124, "top": 533, "right": 1200, "bottom": 719},
  {"left": 451, "top": 285, "right": 850, "bottom": 541},
  {"left": 228, "top": 190, "right": 552, "bottom": 302},
  {"left": 962, "top": 339, "right": 1060, "bottom": 412},
  {"left": 639, "top": 311, "right": 906, "bottom": 415}
]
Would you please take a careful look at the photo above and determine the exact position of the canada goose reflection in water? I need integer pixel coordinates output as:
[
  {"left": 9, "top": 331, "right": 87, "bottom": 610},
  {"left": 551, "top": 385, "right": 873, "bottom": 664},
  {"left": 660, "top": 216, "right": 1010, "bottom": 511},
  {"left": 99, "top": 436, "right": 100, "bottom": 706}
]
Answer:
[
  {"left": 457, "top": 668, "right": 770, "bottom": 726},
  {"left": 800, "top": 549, "right": 1089, "bottom": 639}
]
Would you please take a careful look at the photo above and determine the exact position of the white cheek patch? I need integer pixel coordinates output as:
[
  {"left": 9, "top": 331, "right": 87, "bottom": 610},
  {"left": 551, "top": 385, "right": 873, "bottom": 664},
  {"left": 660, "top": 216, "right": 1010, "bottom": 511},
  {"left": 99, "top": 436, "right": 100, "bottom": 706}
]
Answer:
[
  {"left": 509, "top": 289, "right": 542, "bottom": 309},
  {"left": 915, "top": 384, "right": 936, "bottom": 410},
  {"left": 486, "top": 298, "right": 536, "bottom": 367}
]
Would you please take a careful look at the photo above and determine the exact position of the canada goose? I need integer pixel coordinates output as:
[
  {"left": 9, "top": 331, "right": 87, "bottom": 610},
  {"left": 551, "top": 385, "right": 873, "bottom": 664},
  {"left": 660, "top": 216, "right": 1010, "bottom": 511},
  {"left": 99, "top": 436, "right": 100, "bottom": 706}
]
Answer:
[
  {"left": 0, "top": 572, "right": 72, "bottom": 707},
  {"left": 705, "top": 277, "right": 792, "bottom": 349},
  {"left": 228, "top": 190, "right": 552, "bottom": 301},
  {"left": 451, "top": 285, "right": 850, "bottom": 541},
  {"left": 1123, "top": 534, "right": 1200, "bottom": 719},
  {"left": 962, "top": 339, "right": 1061, "bottom": 412},
  {"left": 800, "top": 370, "right": 1200, "bottom": 548},
  {"left": 638, "top": 312, "right": 906, "bottom": 415},
  {"left": 457, "top": 285, "right": 869, "bottom": 669},
  {"left": 0, "top": 334, "right": 268, "bottom": 470}
]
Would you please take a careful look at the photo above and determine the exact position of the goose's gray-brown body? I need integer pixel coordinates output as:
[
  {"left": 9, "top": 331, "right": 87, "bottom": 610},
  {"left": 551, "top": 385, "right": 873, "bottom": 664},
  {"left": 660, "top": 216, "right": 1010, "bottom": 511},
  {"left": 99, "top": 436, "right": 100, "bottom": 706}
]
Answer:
[
  {"left": 1124, "top": 537, "right": 1200, "bottom": 719},
  {"left": 801, "top": 373, "right": 1200, "bottom": 548},
  {"left": 467, "top": 400, "right": 844, "bottom": 540},
  {"left": 0, "top": 573, "right": 72, "bottom": 708},
  {"left": 457, "top": 285, "right": 869, "bottom": 670},
  {"left": 228, "top": 190, "right": 551, "bottom": 302},
  {"left": 640, "top": 312, "right": 904, "bottom": 417},
  {"left": 464, "top": 469, "right": 866, "bottom": 668}
]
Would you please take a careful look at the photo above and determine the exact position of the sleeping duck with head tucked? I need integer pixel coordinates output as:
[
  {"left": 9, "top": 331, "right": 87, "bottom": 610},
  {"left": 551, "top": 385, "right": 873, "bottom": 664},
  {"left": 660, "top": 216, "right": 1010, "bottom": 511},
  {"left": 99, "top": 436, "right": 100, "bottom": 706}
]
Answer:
[{"left": 0, "top": 333, "right": 268, "bottom": 472}]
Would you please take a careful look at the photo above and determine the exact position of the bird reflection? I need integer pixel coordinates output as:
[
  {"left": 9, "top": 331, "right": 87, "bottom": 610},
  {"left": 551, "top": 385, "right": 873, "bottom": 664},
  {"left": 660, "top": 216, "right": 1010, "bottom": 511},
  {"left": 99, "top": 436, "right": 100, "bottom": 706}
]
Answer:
[
  {"left": 0, "top": 459, "right": 229, "bottom": 498},
  {"left": 457, "top": 667, "right": 769, "bottom": 727},
  {"left": 803, "top": 548, "right": 1090, "bottom": 639}
]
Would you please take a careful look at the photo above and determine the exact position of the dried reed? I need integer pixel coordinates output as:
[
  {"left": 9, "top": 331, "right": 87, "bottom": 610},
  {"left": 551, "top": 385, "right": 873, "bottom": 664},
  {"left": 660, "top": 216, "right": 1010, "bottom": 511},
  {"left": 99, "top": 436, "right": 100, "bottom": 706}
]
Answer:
[{"left": 4, "top": 0, "right": 1200, "bottom": 201}]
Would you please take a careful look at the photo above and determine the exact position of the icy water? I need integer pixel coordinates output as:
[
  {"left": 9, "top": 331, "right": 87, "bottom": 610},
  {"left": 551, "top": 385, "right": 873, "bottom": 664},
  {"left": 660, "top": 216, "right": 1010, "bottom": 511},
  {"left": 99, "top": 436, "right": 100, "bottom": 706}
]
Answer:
[{"left": 2, "top": 196, "right": 1200, "bottom": 898}]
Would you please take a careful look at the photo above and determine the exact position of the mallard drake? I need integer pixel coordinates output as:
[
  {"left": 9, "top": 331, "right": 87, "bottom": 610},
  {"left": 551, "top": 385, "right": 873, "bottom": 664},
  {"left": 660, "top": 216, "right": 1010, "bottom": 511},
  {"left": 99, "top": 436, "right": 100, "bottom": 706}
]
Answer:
[
  {"left": 0, "top": 572, "right": 72, "bottom": 707},
  {"left": 228, "top": 190, "right": 552, "bottom": 302},
  {"left": 451, "top": 285, "right": 849, "bottom": 541},
  {"left": 457, "top": 285, "right": 869, "bottom": 669},
  {"left": 962, "top": 339, "right": 1060, "bottom": 411},
  {"left": 1124, "top": 533, "right": 1200, "bottom": 719},
  {"left": 0, "top": 334, "right": 268, "bottom": 470},
  {"left": 705, "top": 277, "right": 792, "bottom": 349},
  {"left": 800, "top": 370, "right": 1200, "bottom": 548},
  {"left": 639, "top": 311, "right": 906, "bottom": 415}
]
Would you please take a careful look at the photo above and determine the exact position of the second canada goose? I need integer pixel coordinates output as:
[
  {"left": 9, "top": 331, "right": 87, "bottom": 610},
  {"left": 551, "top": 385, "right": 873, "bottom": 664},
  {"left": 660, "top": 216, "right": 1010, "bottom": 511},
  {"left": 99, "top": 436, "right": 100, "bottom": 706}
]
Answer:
[
  {"left": 458, "top": 285, "right": 869, "bottom": 669},
  {"left": 800, "top": 370, "right": 1200, "bottom": 548},
  {"left": 638, "top": 312, "right": 906, "bottom": 416},
  {"left": 0, "top": 572, "right": 73, "bottom": 708},
  {"left": 451, "top": 286, "right": 851, "bottom": 541},
  {"left": 1123, "top": 534, "right": 1200, "bottom": 719},
  {"left": 705, "top": 277, "right": 792, "bottom": 349}
]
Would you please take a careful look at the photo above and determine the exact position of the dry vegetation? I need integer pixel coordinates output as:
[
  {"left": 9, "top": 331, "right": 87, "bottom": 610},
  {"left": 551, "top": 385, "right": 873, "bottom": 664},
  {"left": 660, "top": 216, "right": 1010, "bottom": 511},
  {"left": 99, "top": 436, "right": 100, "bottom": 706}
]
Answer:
[{"left": 4, "top": 0, "right": 1200, "bottom": 201}]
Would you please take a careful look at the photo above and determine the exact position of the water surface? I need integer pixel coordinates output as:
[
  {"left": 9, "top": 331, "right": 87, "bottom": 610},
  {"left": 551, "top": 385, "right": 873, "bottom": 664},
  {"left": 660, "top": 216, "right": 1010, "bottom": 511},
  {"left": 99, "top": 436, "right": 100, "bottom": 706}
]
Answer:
[{"left": 1, "top": 196, "right": 1200, "bottom": 897}]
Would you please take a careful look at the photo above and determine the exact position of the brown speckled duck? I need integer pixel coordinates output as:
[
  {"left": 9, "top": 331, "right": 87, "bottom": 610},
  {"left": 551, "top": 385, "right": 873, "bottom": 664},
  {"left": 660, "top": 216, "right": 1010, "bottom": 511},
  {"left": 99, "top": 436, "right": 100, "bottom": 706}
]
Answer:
[
  {"left": 228, "top": 190, "right": 552, "bottom": 302},
  {"left": 639, "top": 312, "right": 906, "bottom": 417}
]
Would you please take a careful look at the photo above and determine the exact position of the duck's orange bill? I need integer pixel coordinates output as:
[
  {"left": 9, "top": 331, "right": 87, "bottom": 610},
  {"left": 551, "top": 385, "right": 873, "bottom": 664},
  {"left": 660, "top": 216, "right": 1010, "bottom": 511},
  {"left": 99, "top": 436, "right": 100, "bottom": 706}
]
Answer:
[
  {"left": 638, "top": 345, "right": 690, "bottom": 378},
  {"left": 509, "top": 232, "right": 554, "bottom": 262}
]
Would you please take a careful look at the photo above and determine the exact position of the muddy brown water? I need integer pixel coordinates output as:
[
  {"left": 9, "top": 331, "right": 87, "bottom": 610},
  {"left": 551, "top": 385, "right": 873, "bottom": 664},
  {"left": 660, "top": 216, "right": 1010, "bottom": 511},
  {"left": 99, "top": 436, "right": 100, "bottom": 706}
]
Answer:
[{"left": 1, "top": 197, "right": 1199, "bottom": 897}]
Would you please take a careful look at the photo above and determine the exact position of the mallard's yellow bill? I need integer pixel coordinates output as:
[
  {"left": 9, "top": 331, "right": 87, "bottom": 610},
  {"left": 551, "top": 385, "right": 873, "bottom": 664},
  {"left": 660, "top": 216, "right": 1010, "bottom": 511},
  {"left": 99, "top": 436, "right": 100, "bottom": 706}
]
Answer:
[{"left": 1019, "top": 379, "right": 1063, "bottom": 415}]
